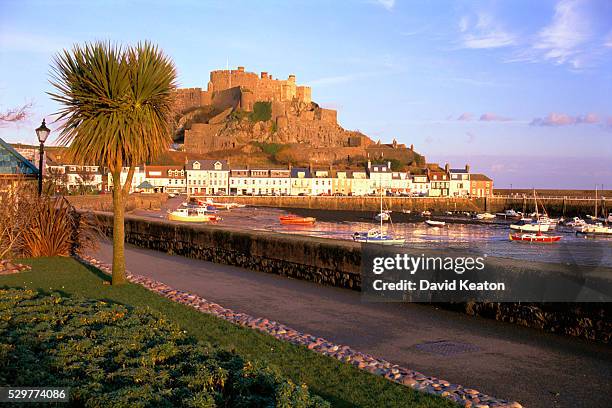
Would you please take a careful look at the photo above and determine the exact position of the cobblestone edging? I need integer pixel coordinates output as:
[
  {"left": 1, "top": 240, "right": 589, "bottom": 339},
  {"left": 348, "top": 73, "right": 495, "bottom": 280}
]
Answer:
[
  {"left": 0, "top": 260, "right": 31, "bottom": 275},
  {"left": 78, "top": 255, "right": 522, "bottom": 408}
]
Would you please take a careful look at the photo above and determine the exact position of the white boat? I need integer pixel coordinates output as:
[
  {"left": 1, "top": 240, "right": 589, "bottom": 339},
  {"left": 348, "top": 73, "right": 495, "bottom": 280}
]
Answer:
[
  {"left": 374, "top": 210, "right": 391, "bottom": 222},
  {"left": 354, "top": 178, "right": 404, "bottom": 245},
  {"left": 168, "top": 208, "right": 222, "bottom": 222},
  {"left": 353, "top": 228, "right": 406, "bottom": 245},
  {"left": 496, "top": 209, "right": 520, "bottom": 218},
  {"left": 576, "top": 223, "right": 612, "bottom": 235},
  {"left": 510, "top": 223, "right": 551, "bottom": 232},
  {"left": 401, "top": 209, "right": 412, "bottom": 214},
  {"left": 421, "top": 210, "right": 431, "bottom": 216},
  {"left": 425, "top": 220, "right": 446, "bottom": 227},
  {"left": 566, "top": 217, "right": 587, "bottom": 228},
  {"left": 476, "top": 212, "right": 496, "bottom": 220}
]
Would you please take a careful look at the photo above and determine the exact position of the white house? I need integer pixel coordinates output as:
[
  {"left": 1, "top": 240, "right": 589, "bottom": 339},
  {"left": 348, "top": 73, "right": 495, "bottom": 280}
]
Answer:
[
  {"left": 144, "top": 165, "right": 186, "bottom": 194},
  {"left": 107, "top": 166, "right": 146, "bottom": 193},
  {"left": 311, "top": 168, "right": 333, "bottom": 196},
  {"left": 290, "top": 167, "right": 312, "bottom": 196},
  {"left": 389, "top": 171, "right": 411, "bottom": 195},
  {"left": 367, "top": 161, "right": 394, "bottom": 194},
  {"left": 449, "top": 165, "right": 470, "bottom": 197},
  {"left": 186, "top": 160, "right": 229, "bottom": 195},
  {"left": 410, "top": 174, "right": 429, "bottom": 196}
]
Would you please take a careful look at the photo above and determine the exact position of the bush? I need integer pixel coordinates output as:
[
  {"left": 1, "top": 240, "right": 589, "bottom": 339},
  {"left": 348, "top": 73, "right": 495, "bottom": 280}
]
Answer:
[
  {"left": 0, "top": 289, "right": 329, "bottom": 408},
  {"left": 249, "top": 102, "right": 272, "bottom": 123},
  {"left": 0, "top": 182, "right": 99, "bottom": 259}
]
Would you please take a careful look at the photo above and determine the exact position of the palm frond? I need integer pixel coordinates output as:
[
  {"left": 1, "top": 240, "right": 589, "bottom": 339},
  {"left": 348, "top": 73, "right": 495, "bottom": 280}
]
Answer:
[{"left": 48, "top": 41, "right": 177, "bottom": 170}]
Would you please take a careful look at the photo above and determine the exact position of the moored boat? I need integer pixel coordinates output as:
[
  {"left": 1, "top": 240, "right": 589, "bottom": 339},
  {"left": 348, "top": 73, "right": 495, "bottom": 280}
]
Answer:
[
  {"left": 425, "top": 220, "right": 446, "bottom": 227},
  {"left": 510, "top": 222, "right": 550, "bottom": 232},
  {"left": 495, "top": 209, "right": 521, "bottom": 218},
  {"left": 279, "top": 215, "right": 316, "bottom": 225},
  {"left": 476, "top": 212, "right": 496, "bottom": 220},
  {"left": 353, "top": 229, "right": 405, "bottom": 245},
  {"left": 168, "top": 208, "right": 222, "bottom": 222},
  {"left": 575, "top": 223, "right": 612, "bottom": 235},
  {"left": 374, "top": 210, "right": 392, "bottom": 222},
  {"left": 509, "top": 232, "right": 562, "bottom": 243}
]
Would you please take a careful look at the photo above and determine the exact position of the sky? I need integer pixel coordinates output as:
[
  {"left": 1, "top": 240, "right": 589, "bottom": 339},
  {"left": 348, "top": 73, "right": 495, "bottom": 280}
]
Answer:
[{"left": 0, "top": 0, "right": 611, "bottom": 188}]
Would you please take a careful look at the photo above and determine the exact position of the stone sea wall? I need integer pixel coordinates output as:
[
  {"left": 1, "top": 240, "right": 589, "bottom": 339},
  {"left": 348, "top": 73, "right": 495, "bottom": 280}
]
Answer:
[
  {"left": 90, "top": 212, "right": 610, "bottom": 342},
  {"left": 93, "top": 212, "right": 361, "bottom": 290},
  {"left": 67, "top": 193, "right": 168, "bottom": 212},
  {"left": 209, "top": 195, "right": 610, "bottom": 217}
]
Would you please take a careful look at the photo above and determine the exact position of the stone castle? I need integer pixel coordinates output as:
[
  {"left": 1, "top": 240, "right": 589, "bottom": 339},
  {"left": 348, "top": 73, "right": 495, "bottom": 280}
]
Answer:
[
  {"left": 173, "top": 66, "right": 421, "bottom": 166},
  {"left": 175, "top": 66, "right": 312, "bottom": 112}
]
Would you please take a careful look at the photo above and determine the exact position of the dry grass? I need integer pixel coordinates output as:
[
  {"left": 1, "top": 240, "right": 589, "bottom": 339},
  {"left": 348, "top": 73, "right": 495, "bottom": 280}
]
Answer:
[{"left": 0, "top": 181, "right": 100, "bottom": 259}]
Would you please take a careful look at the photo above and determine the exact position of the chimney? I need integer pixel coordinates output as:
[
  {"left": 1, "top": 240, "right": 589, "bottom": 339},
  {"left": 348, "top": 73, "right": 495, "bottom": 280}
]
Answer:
[
  {"left": 465, "top": 164, "right": 470, "bottom": 173},
  {"left": 444, "top": 163, "right": 449, "bottom": 173},
  {"left": 410, "top": 144, "right": 414, "bottom": 151},
  {"left": 261, "top": 72, "right": 268, "bottom": 79},
  {"left": 288, "top": 74, "right": 296, "bottom": 82},
  {"left": 237, "top": 66, "right": 244, "bottom": 72}
]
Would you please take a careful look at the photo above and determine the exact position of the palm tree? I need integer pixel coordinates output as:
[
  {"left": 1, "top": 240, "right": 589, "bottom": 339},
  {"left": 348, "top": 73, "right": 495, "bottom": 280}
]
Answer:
[{"left": 49, "top": 41, "right": 176, "bottom": 285}]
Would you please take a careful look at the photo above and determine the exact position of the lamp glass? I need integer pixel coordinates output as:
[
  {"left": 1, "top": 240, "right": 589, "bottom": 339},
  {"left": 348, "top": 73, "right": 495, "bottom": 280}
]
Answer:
[{"left": 36, "top": 120, "right": 50, "bottom": 143}]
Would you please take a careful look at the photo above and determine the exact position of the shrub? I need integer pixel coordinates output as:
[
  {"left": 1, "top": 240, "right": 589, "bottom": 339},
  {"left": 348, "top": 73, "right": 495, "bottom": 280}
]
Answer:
[
  {"left": 0, "top": 182, "right": 99, "bottom": 259},
  {"left": 249, "top": 102, "right": 272, "bottom": 123},
  {"left": 0, "top": 289, "right": 329, "bottom": 408}
]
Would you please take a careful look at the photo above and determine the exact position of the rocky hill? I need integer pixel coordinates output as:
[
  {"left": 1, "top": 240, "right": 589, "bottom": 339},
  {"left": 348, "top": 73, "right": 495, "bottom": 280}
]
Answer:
[{"left": 172, "top": 66, "right": 424, "bottom": 168}]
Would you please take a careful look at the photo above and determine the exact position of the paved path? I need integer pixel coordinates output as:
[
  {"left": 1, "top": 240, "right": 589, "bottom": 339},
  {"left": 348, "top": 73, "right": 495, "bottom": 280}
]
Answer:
[{"left": 91, "top": 240, "right": 611, "bottom": 408}]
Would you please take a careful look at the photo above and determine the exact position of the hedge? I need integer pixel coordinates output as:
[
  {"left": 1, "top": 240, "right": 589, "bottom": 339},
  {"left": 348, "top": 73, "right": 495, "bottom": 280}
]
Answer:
[{"left": 0, "top": 289, "right": 329, "bottom": 407}]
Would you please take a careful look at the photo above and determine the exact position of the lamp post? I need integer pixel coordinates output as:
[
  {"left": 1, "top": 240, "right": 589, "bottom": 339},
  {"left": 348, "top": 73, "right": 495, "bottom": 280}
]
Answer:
[{"left": 35, "top": 119, "right": 50, "bottom": 195}]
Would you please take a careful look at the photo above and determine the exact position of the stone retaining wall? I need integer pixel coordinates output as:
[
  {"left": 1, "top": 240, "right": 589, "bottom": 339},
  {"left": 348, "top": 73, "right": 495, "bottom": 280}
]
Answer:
[
  {"left": 90, "top": 212, "right": 610, "bottom": 343},
  {"left": 93, "top": 212, "right": 361, "bottom": 290},
  {"left": 67, "top": 193, "right": 168, "bottom": 212}
]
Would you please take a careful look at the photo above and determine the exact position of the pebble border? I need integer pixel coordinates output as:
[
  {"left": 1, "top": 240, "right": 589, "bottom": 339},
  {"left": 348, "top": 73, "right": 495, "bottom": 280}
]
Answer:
[
  {"left": 0, "top": 260, "right": 31, "bottom": 275},
  {"left": 78, "top": 255, "right": 522, "bottom": 408}
]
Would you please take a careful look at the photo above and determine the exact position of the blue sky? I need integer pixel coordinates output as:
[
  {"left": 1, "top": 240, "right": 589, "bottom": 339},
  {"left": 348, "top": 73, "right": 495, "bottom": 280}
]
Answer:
[{"left": 1, "top": 0, "right": 611, "bottom": 188}]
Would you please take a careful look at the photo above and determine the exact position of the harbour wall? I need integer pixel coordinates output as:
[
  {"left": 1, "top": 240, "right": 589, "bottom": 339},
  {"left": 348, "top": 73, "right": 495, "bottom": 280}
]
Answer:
[
  {"left": 89, "top": 211, "right": 611, "bottom": 343},
  {"left": 207, "top": 195, "right": 610, "bottom": 217},
  {"left": 67, "top": 193, "right": 169, "bottom": 212}
]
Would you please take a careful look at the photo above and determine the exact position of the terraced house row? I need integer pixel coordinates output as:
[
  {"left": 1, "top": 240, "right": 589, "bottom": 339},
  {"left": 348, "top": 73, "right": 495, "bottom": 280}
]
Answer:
[{"left": 42, "top": 157, "right": 493, "bottom": 197}]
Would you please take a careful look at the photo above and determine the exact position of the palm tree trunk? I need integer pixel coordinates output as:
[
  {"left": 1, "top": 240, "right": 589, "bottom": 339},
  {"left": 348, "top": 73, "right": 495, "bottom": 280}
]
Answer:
[{"left": 111, "top": 172, "right": 127, "bottom": 285}]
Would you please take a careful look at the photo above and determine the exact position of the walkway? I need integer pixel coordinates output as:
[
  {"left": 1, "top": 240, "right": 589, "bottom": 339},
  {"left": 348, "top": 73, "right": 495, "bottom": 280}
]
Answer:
[{"left": 90, "top": 240, "right": 611, "bottom": 408}]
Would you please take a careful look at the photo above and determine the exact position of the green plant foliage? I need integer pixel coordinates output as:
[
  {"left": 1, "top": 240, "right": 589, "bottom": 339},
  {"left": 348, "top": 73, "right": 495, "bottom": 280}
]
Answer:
[
  {"left": 249, "top": 102, "right": 272, "bottom": 123},
  {"left": 229, "top": 109, "right": 250, "bottom": 121},
  {"left": 372, "top": 158, "right": 404, "bottom": 171},
  {"left": 0, "top": 289, "right": 329, "bottom": 408},
  {"left": 253, "top": 142, "right": 284, "bottom": 157}
]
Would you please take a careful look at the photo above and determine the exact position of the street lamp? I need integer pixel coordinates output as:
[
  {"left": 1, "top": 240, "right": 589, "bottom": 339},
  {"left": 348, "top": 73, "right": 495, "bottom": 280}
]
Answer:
[{"left": 35, "top": 119, "right": 51, "bottom": 195}]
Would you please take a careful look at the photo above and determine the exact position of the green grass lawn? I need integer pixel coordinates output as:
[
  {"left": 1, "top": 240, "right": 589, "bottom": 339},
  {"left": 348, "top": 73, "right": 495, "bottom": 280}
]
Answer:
[{"left": 0, "top": 257, "right": 457, "bottom": 408}]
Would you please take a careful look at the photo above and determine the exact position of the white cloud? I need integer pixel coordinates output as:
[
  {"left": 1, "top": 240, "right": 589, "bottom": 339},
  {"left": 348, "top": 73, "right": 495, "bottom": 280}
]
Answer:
[
  {"left": 459, "top": 13, "right": 517, "bottom": 49},
  {"left": 532, "top": 0, "right": 592, "bottom": 67},
  {"left": 605, "top": 31, "right": 612, "bottom": 47},
  {"left": 373, "top": 0, "right": 395, "bottom": 11}
]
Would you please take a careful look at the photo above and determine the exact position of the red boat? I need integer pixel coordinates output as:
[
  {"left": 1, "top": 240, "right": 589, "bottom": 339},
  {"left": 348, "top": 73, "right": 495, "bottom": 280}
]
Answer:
[
  {"left": 279, "top": 215, "right": 316, "bottom": 225},
  {"left": 508, "top": 232, "right": 562, "bottom": 243}
]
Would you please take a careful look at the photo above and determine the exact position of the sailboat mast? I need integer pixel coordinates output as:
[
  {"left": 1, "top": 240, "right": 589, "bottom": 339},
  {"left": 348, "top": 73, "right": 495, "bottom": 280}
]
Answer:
[
  {"left": 595, "top": 184, "right": 598, "bottom": 219},
  {"left": 380, "top": 173, "right": 383, "bottom": 230}
]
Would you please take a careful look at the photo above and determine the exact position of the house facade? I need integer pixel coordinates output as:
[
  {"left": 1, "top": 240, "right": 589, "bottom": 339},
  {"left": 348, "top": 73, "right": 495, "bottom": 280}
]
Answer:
[
  {"left": 186, "top": 160, "right": 230, "bottom": 195},
  {"left": 470, "top": 173, "right": 493, "bottom": 197},
  {"left": 145, "top": 165, "right": 186, "bottom": 194},
  {"left": 449, "top": 165, "right": 470, "bottom": 197}
]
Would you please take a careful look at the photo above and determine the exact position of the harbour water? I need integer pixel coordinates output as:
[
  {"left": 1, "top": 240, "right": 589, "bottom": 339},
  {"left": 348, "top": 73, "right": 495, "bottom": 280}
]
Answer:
[{"left": 144, "top": 201, "right": 612, "bottom": 268}]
